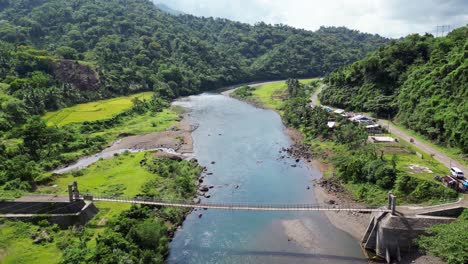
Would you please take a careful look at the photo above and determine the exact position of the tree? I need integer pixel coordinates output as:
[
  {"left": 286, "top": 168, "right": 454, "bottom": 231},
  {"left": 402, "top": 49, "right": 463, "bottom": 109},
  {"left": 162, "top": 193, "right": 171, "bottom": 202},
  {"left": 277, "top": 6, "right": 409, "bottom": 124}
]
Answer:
[
  {"left": 21, "top": 116, "right": 65, "bottom": 161},
  {"left": 55, "top": 46, "right": 78, "bottom": 60}
]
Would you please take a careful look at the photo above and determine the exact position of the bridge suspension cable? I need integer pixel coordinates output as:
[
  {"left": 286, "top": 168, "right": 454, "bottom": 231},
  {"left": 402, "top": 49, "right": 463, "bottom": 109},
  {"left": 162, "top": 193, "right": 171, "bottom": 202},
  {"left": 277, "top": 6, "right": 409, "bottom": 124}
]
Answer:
[{"left": 83, "top": 194, "right": 390, "bottom": 213}]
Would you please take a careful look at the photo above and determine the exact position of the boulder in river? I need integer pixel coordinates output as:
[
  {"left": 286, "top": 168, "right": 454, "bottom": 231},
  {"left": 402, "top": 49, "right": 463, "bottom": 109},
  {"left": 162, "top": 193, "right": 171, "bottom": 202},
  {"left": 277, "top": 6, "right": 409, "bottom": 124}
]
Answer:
[
  {"left": 199, "top": 185, "right": 209, "bottom": 192},
  {"left": 211, "top": 161, "right": 216, "bottom": 164}
]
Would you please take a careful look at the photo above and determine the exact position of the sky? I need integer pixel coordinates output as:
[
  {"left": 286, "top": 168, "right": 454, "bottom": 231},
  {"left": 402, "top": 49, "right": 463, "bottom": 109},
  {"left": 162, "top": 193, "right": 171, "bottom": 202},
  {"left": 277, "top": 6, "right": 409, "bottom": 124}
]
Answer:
[{"left": 154, "top": 0, "right": 467, "bottom": 38}]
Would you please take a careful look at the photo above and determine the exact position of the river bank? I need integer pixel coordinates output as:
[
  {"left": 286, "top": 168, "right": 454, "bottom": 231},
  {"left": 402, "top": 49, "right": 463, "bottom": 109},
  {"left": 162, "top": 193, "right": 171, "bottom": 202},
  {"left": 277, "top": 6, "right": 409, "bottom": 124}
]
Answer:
[
  {"left": 168, "top": 92, "right": 366, "bottom": 263},
  {"left": 225, "top": 84, "right": 372, "bottom": 244},
  {"left": 52, "top": 109, "right": 195, "bottom": 174}
]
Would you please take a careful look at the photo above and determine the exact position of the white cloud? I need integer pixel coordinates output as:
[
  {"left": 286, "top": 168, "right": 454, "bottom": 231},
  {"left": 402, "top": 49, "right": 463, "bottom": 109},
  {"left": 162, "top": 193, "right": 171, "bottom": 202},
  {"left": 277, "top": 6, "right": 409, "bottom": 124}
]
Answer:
[{"left": 155, "top": 0, "right": 467, "bottom": 38}]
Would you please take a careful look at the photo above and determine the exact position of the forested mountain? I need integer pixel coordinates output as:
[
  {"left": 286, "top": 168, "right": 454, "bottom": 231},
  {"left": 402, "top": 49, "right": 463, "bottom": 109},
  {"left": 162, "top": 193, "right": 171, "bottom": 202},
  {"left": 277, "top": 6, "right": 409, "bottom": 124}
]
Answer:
[
  {"left": 320, "top": 27, "right": 467, "bottom": 153},
  {"left": 0, "top": 0, "right": 387, "bottom": 107},
  {"left": 155, "top": 3, "right": 184, "bottom": 16}
]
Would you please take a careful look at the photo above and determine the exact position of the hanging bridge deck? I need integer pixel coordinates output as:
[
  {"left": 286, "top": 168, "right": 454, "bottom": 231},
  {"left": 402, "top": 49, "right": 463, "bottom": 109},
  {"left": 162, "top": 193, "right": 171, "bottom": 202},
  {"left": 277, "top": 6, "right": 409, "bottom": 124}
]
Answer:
[{"left": 87, "top": 196, "right": 390, "bottom": 212}]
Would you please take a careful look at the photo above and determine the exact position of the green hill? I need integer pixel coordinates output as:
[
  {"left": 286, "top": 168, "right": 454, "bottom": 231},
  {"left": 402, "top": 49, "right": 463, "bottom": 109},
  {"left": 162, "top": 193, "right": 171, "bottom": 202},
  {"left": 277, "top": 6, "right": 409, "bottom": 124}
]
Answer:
[
  {"left": 0, "top": 0, "right": 387, "bottom": 101},
  {"left": 320, "top": 27, "right": 467, "bottom": 154}
]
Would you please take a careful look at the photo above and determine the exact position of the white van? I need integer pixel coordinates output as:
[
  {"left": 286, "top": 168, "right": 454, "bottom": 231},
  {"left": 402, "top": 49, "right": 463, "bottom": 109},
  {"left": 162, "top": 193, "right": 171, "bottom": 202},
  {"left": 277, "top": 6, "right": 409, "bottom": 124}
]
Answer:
[{"left": 450, "top": 167, "right": 464, "bottom": 179}]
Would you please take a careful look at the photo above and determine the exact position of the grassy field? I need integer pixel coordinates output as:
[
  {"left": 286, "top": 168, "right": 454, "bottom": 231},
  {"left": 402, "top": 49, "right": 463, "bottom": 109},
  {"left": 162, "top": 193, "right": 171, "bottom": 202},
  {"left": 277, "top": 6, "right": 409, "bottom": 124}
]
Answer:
[
  {"left": 39, "top": 152, "right": 153, "bottom": 198},
  {"left": 1, "top": 152, "right": 154, "bottom": 263},
  {"left": 0, "top": 152, "right": 155, "bottom": 263},
  {"left": 252, "top": 78, "right": 318, "bottom": 110},
  {"left": 92, "top": 108, "right": 179, "bottom": 141},
  {"left": 391, "top": 121, "right": 467, "bottom": 167},
  {"left": 43, "top": 92, "right": 153, "bottom": 126},
  {"left": 0, "top": 221, "right": 62, "bottom": 264}
]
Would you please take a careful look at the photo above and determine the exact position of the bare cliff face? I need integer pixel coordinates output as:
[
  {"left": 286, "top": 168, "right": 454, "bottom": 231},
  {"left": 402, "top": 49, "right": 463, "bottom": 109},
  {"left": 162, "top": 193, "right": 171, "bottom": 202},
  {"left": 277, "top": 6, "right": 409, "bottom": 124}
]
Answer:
[{"left": 51, "top": 60, "right": 101, "bottom": 91}]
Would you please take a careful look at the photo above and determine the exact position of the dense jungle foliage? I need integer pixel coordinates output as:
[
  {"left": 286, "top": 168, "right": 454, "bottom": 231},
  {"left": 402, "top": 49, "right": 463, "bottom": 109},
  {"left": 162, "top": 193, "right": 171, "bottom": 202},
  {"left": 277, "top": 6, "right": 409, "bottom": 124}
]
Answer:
[
  {"left": 281, "top": 79, "right": 457, "bottom": 204},
  {"left": 417, "top": 209, "right": 468, "bottom": 264},
  {"left": 0, "top": 0, "right": 387, "bottom": 101},
  {"left": 320, "top": 27, "right": 468, "bottom": 153}
]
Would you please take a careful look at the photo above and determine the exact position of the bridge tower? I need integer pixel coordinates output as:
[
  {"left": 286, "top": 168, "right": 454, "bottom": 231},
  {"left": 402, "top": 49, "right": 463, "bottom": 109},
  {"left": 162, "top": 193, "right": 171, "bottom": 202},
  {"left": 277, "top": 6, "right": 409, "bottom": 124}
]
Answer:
[
  {"left": 67, "top": 181, "right": 80, "bottom": 202},
  {"left": 387, "top": 192, "right": 396, "bottom": 215}
]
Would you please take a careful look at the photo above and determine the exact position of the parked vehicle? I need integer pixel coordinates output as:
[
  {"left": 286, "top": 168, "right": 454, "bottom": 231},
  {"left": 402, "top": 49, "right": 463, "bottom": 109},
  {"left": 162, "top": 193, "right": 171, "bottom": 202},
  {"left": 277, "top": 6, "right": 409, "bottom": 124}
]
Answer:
[
  {"left": 461, "top": 180, "right": 468, "bottom": 192},
  {"left": 450, "top": 167, "right": 464, "bottom": 179},
  {"left": 443, "top": 176, "right": 458, "bottom": 191},
  {"left": 434, "top": 175, "right": 443, "bottom": 182}
]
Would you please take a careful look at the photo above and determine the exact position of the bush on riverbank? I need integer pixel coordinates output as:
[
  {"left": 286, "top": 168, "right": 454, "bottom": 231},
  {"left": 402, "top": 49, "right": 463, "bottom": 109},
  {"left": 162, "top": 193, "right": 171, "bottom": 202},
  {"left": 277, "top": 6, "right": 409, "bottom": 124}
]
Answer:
[
  {"left": 417, "top": 209, "right": 468, "bottom": 264},
  {"left": 232, "top": 85, "right": 255, "bottom": 99}
]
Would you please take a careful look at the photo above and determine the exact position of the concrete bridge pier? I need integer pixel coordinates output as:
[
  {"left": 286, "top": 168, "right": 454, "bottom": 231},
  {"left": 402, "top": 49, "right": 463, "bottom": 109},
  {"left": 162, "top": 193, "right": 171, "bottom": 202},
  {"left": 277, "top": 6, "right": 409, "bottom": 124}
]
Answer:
[{"left": 362, "top": 193, "right": 460, "bottom": 263}]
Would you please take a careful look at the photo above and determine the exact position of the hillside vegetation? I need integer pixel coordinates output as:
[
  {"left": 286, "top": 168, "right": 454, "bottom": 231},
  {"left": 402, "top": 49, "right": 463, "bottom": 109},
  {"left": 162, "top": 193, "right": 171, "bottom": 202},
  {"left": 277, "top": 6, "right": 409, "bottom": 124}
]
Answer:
[
  {"left": 320, "top": 27, "right": 467, "bottom": 154},
  {"left": 0, "top": 0, "right": 387, "bottom": 102}
]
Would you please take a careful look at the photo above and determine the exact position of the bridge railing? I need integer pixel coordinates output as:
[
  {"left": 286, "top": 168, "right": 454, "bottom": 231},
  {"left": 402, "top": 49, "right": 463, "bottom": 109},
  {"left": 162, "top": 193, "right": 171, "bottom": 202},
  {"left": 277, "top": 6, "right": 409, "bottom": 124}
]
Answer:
[{"left": 80, "top": 193, "right": 386, "bottom": 211}]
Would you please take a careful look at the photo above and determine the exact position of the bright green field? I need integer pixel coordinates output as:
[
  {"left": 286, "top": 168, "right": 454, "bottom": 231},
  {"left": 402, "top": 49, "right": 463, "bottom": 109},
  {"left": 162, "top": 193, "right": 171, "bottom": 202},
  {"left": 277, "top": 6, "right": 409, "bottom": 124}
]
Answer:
[
  {"left": 0, "top": 222, "right": 62, "bottom": 264},
  {"left": 43, "top": 92, "right": 153, "bottom": 126},
  {"left": 92, "top": 108, "right": 179, "bottom": 141},
  {"left": 39, "top": 152, "right": 153, "bottom": 198},
  {"left": 1, "top": 153, "right": 153, "bottom": 263},
  {"left": 252, "top": 79, "right": 318, "bottom": 110}
]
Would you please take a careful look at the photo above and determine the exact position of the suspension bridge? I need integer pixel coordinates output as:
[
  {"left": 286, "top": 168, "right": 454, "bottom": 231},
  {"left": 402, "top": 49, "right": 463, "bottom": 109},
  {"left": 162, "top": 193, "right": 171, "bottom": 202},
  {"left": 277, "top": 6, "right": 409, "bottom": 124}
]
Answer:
[{"left": 86, "top": 195, "right": 391, "bottom": 212}]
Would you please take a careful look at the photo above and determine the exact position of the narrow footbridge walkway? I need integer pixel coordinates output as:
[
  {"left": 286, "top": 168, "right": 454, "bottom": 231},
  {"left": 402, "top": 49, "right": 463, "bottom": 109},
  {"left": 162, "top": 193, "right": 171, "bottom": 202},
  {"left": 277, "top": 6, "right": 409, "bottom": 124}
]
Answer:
[{"left": 85, "top": 195, "right": 390, "bottom": 212}]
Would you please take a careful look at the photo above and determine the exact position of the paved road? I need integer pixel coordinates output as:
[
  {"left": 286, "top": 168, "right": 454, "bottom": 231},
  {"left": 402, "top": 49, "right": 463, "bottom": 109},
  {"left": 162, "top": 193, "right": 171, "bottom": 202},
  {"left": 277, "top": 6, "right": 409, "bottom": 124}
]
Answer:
[
  {"left": 376, "top": 119, "right": 467, "bottom": 172},
  {"left": 311, "top": 85, "right": 467, "bottom": 172}
]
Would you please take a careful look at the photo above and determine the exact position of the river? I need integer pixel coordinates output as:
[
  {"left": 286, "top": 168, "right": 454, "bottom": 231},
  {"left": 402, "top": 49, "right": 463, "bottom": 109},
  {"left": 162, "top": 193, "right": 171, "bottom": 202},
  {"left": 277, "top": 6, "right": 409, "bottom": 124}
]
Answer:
[{"left": 168, "top": 93, "right": 365, "bottom": 263}]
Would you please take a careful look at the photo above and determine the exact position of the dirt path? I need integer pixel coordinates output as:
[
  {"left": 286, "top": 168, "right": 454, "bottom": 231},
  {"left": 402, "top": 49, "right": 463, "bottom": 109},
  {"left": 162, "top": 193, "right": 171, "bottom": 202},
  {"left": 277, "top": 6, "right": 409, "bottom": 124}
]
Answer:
[{"left": 310, "top": 84, "right": 323, "bottom": 106}]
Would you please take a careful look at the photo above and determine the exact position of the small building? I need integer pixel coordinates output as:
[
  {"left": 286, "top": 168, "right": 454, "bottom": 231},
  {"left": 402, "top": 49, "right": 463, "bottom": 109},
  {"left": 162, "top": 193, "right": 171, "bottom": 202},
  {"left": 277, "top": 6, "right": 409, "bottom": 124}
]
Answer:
[
  {"left": 350, "top": 114, "right": 373, "bottom": 123},
  {"left": 370, "top": 136, "right": 396, "bottom": 143},
  {"left": 365, "top": 124, "right": 381, "bottom": 133}
]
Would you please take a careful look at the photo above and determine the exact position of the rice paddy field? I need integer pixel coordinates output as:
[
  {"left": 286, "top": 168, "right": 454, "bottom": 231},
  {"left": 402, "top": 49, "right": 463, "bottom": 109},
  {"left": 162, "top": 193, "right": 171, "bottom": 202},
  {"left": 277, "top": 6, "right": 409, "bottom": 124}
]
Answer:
[{"left": 42, "top": 92, "right": 153, "bottom": 126}]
